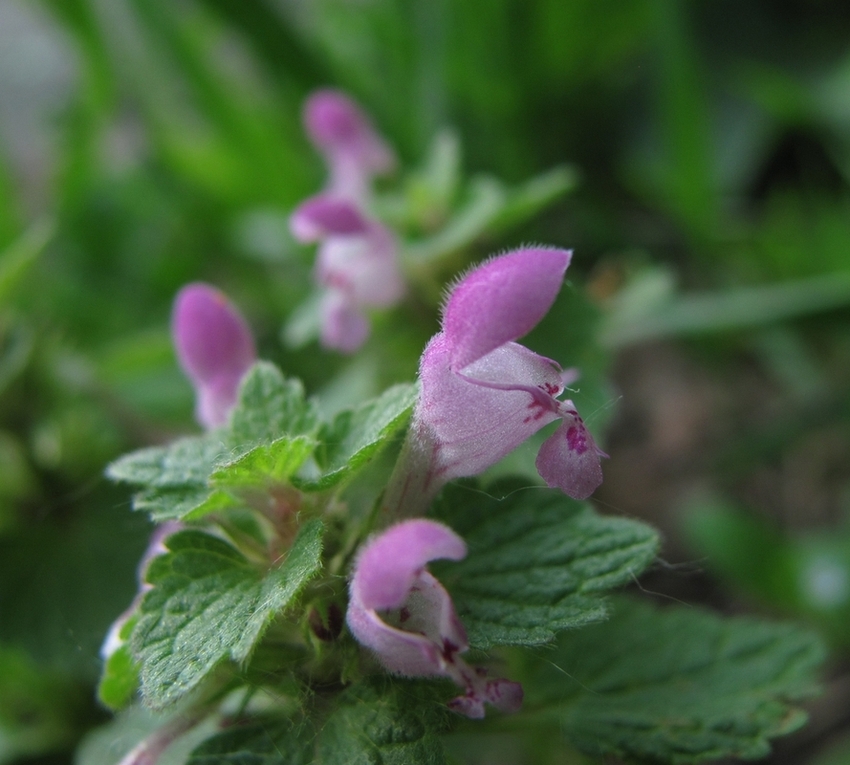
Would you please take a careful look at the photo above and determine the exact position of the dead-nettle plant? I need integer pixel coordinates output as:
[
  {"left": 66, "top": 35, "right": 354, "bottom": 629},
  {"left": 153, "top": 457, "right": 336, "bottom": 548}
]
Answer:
[{"left": 100, "top": 91, "right": 824, "bottom": 765}]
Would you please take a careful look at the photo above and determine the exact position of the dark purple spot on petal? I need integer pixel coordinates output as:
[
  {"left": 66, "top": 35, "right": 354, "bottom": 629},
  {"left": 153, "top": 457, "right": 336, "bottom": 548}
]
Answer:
[{"left": 566, "top": 425, "right": 589, "bottom": 455}]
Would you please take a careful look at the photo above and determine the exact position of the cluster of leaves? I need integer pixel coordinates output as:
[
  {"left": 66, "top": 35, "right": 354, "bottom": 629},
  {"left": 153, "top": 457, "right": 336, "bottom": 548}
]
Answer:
[
  {"left": 89, "top": 360, "right": 824, "bottom": 765},
  {"left": 2, "top": 0, "right": 850, "bottom": 763}
]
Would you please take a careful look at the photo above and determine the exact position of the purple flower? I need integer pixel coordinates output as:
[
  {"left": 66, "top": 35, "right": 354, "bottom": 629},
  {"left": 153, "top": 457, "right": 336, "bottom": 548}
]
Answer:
[
  {"left": 303, "top": 89, "right": 395, "bottom": 202},
  {"left": 291, "top": 195, "right": 404, "bottom": 353},
  {"left": 172, "top": 283, "right": 256, "bottom": 429},
  {"left": 385, "top": 247, "right": 605, "bottom": 514},
  {"left": 346, "top": 519, "right": 523, "bottom": 718}
]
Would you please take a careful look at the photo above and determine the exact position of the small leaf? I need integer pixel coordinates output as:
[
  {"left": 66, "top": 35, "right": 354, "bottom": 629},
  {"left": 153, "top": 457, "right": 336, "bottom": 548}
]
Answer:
[
  {"left": 318, "top": 678, "right": 449, "bottom": 765},
  {"left": 432, "top": 479, "right": 659, "bottom": 648},
  {"left": 106, "top": 434, "right": 229, "bottom": 489},
  {"left": 106, "top": 363, "right": 322, "bottom": 521},
  {"left": 229, "top": 362, "right": 319, "bottom": 446},
  {"left": 524, "top": 598, "right": 825, "bottom": 764},
  {"left": 212, "top": 435, "right": 316, "bottom": 488},
  {"left": 188, "top": 717, "right": 314, "bottom": 765},
  {"left": 303, "top": 383, "right": 417, "bottom": 491},
  {"left": 98, "top": 642, "right": 139, "bottom": 711},
  {"left": 132, "top": 520, "right": 323, "bottom": 708},
  {"left": 132, "top": 486, "right": 219, "bottom": 522}
]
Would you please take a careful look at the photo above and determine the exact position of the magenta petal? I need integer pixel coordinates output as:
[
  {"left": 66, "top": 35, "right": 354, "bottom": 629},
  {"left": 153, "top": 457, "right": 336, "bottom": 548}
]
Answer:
[
  {"left": 417, "top": 336, "right": 561, "bottom": 480},
  {"left": 172, "top": 283, "right": 256, "bottom": 429},
  {"left": 319, "top": 291, "right": 370, "bottom": 353},
  {"left": 316, "top": 226, "right": 404, "bottom": 308},
  {"left": 290, "top": 195, "right": 370, "bottom": 242},
  {"left": 535, "top": 415, "right": 604, "bottom": 500},
  {"left": 442, "top": 247, "right": 571, "bottom": 370},
  {"left": 347, "top": 569, "right": 468, "bottom": 677},
  {"left": 352, "top": 520, "right": 466, "bottom": 611},
  {"left": 303, "top": 89, "right": 395, "bottom": 183}
]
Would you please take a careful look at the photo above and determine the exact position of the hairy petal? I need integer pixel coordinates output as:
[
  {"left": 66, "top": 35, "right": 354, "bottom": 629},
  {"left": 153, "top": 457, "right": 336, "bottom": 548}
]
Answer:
[
  {"left": 352, "top": 519, "right": 466, "bottom": 611},
  {"left": 417, "top": 336, "right": 561, "bottom": 481},
  {"left": 347, "top": 570, "right": 468, "bottom": 677},
  {"left": 443, "top": 247, "right": 571, "bottom": 369},
  {"left": 171, "top": 283, "right": 256, "bottom": 429},
  {"left": 535, "top": 411, "right": 605, "bottom": 500},
  {"left": 346, "top": 521, "right": 522, "bottom": 717}
]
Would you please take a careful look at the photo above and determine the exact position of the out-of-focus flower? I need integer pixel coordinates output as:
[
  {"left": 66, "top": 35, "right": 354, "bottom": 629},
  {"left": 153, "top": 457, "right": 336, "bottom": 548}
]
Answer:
[
  {"left": 172, "top": 283, "right": 256, "bottom": 429},
  {"left": 385, "top": 247, "right": 605, "bottom": 515},
  {"left": 303, "top": 88, "right": 395, "bottom": 202},
  {"left": 346, "top": 519, "right": 523, "bottom": 718},
  {"left": 291, "top": 195, "right": 404, "bottom": 353}
]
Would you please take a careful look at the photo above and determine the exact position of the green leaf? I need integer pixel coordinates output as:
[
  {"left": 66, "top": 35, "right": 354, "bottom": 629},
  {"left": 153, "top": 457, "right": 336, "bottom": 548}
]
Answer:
[
  {"left": 599, "top": 270, "right": 850, "bottom": 348},
  {"left": 187, "top": 717, "right": 314, "bottom": 765},
  {"left": 106, "top": 363, "right": 321, "bottom": 521},
  {"left": 212, "top": 435, "right": 316, "bottom": 488},
  {"left": 486, "top": 165, "right": 578, "bottom": 235},
  {"left": 406, "top": 176, "right": 506, "bottom": 262},
  {"left": 0, "top": 219, "right": 53, "bottom": 306},
  {"left": 303, "top": 383, "right": 417, "bottom": 491},
  {"left": 132, "top": 520, "right": 323, "bottom": 708},
  {"left": 318, "top": 678, "right": 448, "bottom": 765},
  {"left": 524, "top": 598, "right": 825, "bottom": 764},
  {"left": 229, "top": 362, "right": 319, "bottom": 447},
  {"left": 431, "top": 480, "right": 659, "bottom": 648},
  {"left": 98, "top": 641, "right": 139, "bottom": 711},
  {"left": 106, "top": 434, "right": 228, "bottom": 488}
]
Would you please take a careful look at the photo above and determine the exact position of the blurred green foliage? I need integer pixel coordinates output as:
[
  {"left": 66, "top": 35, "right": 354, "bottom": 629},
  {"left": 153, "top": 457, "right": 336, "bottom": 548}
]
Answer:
[{"left": 2, "top": 0, "right": 850, "bottom": 762}]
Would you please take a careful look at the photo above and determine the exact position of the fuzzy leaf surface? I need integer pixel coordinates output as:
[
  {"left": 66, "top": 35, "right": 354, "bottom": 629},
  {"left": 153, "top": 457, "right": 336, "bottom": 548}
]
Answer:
[
  {"left": 106, "top": 434, "right": 228, "bottom": 489},
  {"left": 106, "top": 363, "right": 319, "bottom": 521},
  {"left": 432, "top": 480, "right": 659, "bottom": 648},
  {"left": 303, "top": 383, "right": 417, "bottom": 490},
  {"left": 187, "top": 717, "right": 314, "bottom": 765},
  {"left": 524, "top": 598, "right": 825, "bottom": 764},
  {"left": 228, "top": 362, "right": 319, "bottom": 447},
  {"left": 132, "top": 520, "right": 323, "bottom": 708},
  {"left": 211, "top": 435, "right": 315, "bottom": 488},
  {"left": 318, "top": 678, "right": 448, "bottom": 765}
]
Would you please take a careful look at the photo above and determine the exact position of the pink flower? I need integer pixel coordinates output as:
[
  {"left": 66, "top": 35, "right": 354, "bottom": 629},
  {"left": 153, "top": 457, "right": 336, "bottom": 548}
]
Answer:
[
  {"left": 385, "top": 247, "right": 605, "bottom": 514},
  {"left": 290, "top": 195, "right": 404, "bottom": 353},
  {"left": 346, "top": 520, "right": 523, "bottom": 718},
  {"left": 303, "top": 89, "right": 395, "bottom": 202},
  {"left": 172, "top": 283, "right": 256, "bottom": 429}
]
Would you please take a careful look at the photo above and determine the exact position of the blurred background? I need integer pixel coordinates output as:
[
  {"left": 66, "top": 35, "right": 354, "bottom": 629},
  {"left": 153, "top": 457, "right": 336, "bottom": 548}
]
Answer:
[{"left": 3, "top": 1, "right": 850, "bottom": 763}]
